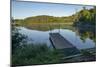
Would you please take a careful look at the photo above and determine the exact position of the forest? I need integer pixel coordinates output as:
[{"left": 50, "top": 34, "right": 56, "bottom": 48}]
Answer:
[{"left": 13, "top": 6, "right": 96, "bottom": 27}]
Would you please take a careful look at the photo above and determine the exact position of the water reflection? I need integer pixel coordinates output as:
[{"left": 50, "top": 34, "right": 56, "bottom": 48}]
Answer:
[
  {"left": 75, "top": 26, "right": 96, "bottom": 43},
  {"left": 17, "top": 25, "right": 95, "bottom": 50}
]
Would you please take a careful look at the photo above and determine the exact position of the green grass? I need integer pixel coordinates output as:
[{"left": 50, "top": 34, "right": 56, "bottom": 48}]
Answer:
[{"left": 12, "top": 44, "right": 64, "bottom": 66}]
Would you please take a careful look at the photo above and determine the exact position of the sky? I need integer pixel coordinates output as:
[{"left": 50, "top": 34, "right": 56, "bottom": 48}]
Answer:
[{"left": 12, "top": 1, "right": 94, "bottom": 19}]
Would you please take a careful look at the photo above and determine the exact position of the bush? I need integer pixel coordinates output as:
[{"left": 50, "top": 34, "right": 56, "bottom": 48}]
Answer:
[{"left": 12, "top": 26, "right": 27, "bottom": 53}]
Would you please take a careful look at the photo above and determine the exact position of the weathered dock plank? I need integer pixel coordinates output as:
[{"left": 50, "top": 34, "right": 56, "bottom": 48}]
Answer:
[
  {"left": 49, "top": 33, "right": 76, "bottom": 49},
  {"left": 49, "top": 33, "right": 80, "bottom": 56}
]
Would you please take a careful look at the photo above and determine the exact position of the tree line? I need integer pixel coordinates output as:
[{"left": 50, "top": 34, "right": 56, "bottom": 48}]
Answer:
[{"left": 12, "top": 6, "right": 96, "bottom": 27}]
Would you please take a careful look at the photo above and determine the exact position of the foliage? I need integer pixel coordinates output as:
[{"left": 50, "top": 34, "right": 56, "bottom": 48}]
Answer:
[
  {"left": 12, "top": 6, "right": 96, "bottom": 27},
  {"left": 74, "top": 6, "right": 96, "bottom": 26},
  {"left": 13, "top": 15, "right": 74, "bottom": 26},
  {"left": 12, "top": 44, "right": 64, "bottom": 66},
  {"left": 12, "top": 26, "right": 27, "bottom": 53}
]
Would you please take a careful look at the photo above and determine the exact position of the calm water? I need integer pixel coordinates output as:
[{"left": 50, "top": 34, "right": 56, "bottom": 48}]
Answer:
[{"left": 17, "top": 26, "right": 95, "bottom": 50}]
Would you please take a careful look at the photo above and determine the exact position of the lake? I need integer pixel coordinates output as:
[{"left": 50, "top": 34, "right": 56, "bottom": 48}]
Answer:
[{"left": 17, "top": 25, "right": 96, "bottom": 50}]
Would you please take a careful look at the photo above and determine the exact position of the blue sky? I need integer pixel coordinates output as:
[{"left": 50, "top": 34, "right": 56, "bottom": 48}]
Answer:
[{"left": 12, "top": 1, "right": 94, "bottom": 19}]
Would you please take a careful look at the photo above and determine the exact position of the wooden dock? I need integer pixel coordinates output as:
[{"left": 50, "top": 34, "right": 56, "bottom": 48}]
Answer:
[
  {"left": 49, "top": 33, "right": 80, "bottom": 56},
  {"left": 49, "top": 33, "right": 76, "bottom": 49}
]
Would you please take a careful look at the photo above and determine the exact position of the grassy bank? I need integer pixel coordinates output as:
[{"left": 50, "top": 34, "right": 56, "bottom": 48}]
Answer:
[{"left": 12, "top": 44, "right": 64, "bottom": 66}]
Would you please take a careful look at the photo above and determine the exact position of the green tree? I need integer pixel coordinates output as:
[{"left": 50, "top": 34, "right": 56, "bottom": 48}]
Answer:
[{"left": 74, "top": 6, "right": 96, "bottom": 26}]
